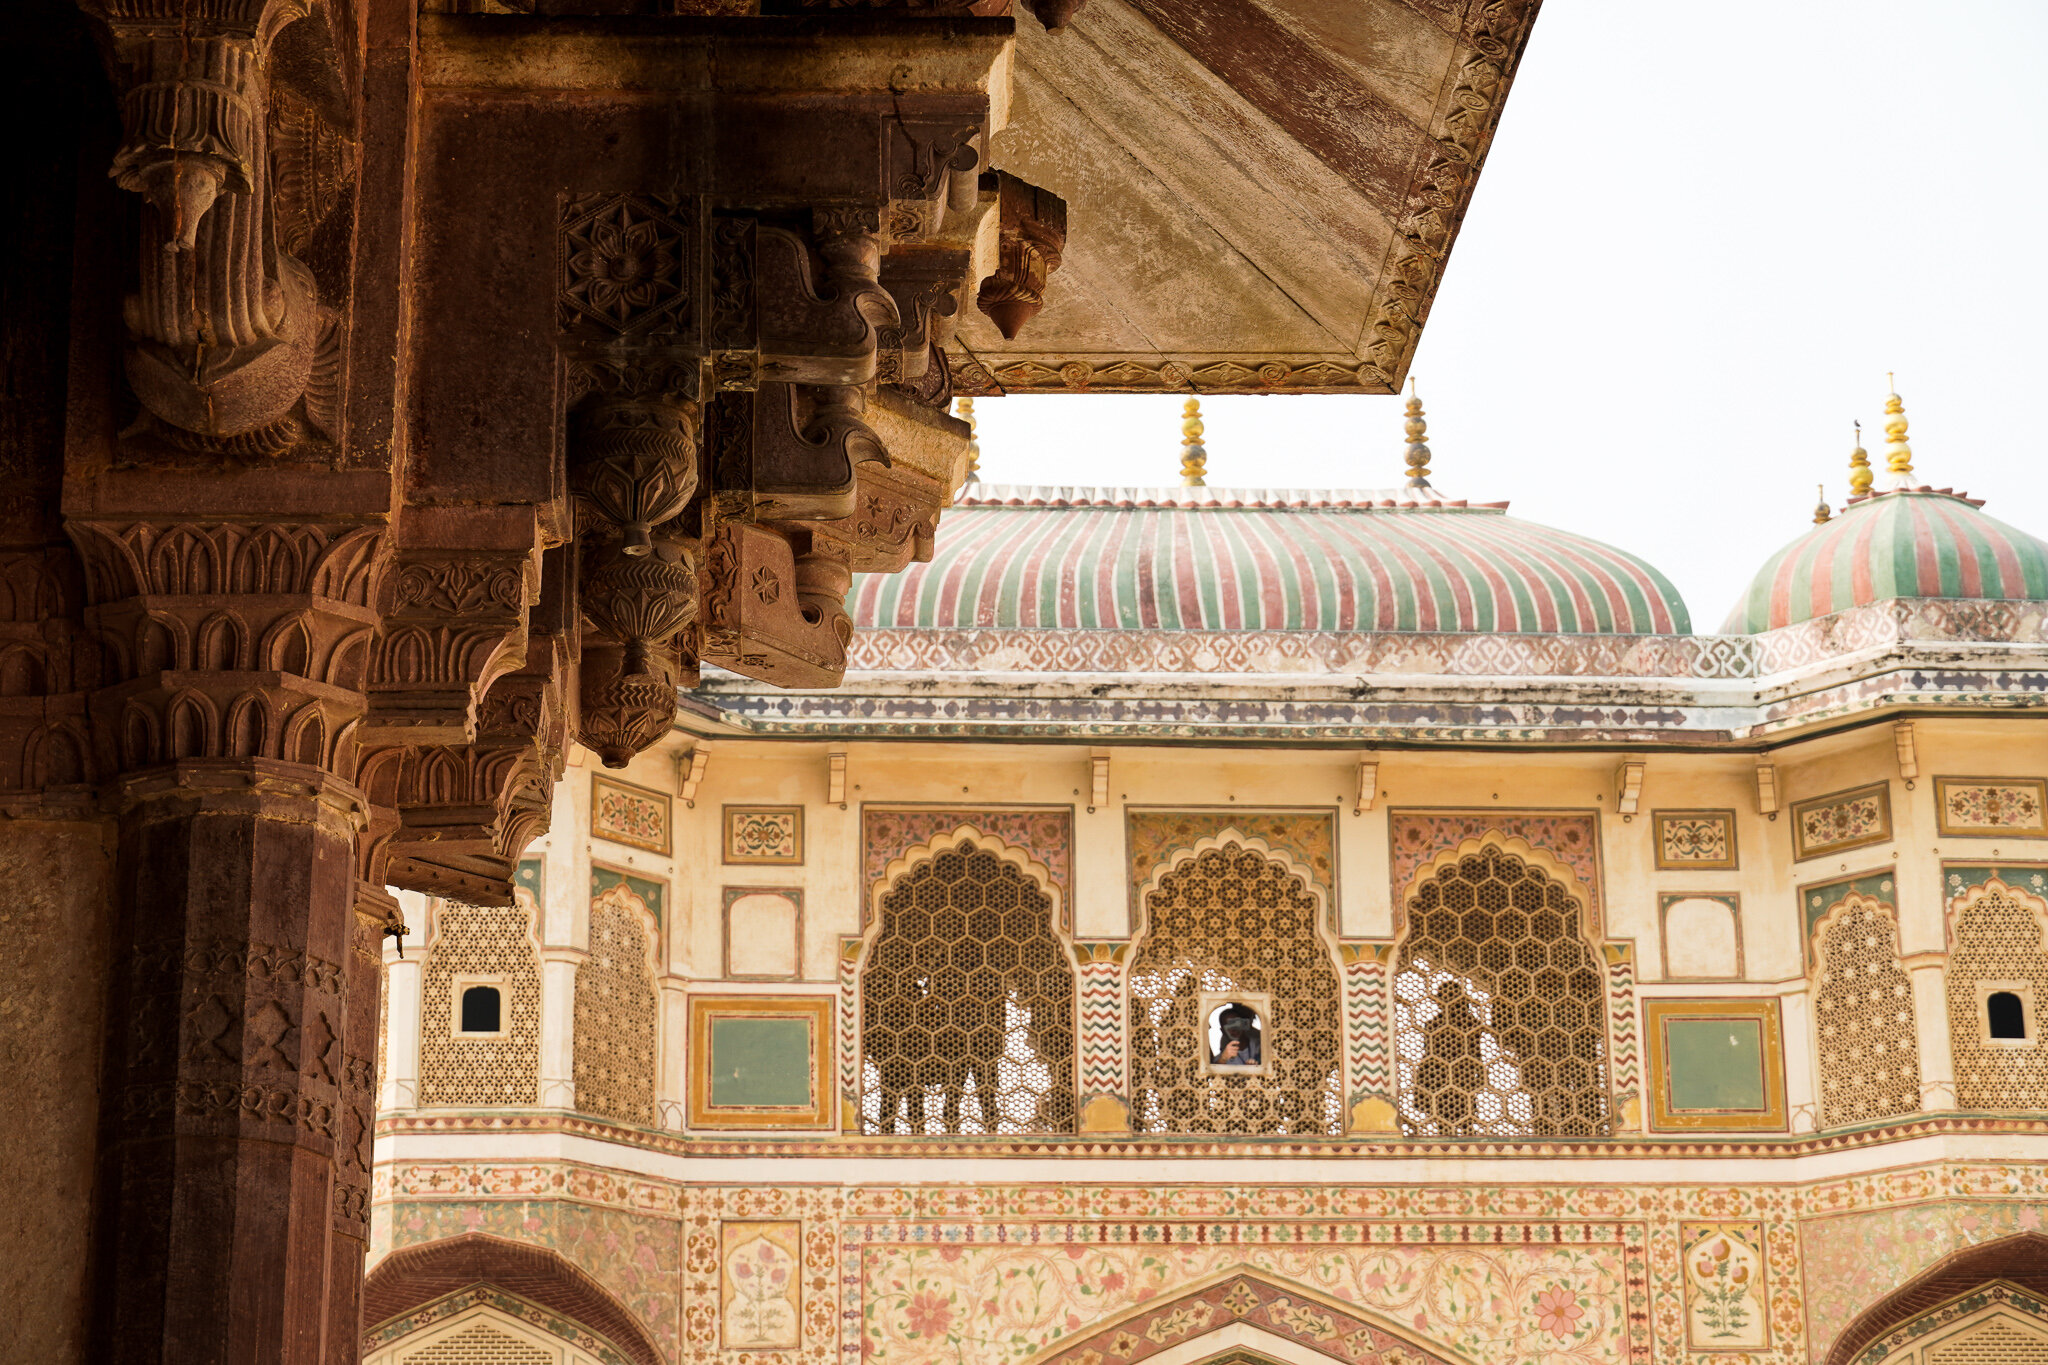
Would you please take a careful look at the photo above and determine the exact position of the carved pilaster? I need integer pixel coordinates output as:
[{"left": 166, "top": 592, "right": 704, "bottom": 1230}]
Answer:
[
  {"left": 975, "top": 171, "right": 1068, "bottom": 341},
  {"left": 84, "top": 0, "right": 349, "bottom": 451}
]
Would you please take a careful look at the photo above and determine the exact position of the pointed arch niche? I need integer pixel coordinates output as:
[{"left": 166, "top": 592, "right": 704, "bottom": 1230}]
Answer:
[
  {"left": 856, "top": 824, "right": 1077, "bottom": 1135},
  {"left": 1024, "top": 1272, "right": 1467, "bottom": 1365},
  {"left": 1127, "top": 833, "right": 1343, "bottom": 1136},
  {"left": 1825, "top": 1233, "right": 2048, "bottom": 1365},
  {"left": 1392, "top": 835, "right": 1612, "bottom": 1138},
  {"left": 575, "top": 871, "right": 662, "bottom": 1126}
]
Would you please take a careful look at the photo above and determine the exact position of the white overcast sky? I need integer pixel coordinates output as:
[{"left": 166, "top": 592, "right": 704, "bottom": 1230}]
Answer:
[{"left": 966, "top": 1, "right": 2048, "bottom": 633}]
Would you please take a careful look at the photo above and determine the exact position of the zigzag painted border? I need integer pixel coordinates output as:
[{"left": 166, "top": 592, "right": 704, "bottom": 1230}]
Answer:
[
  {"left": 1342, "top": 944, "right": 1392, "bottom": 1109},
  {"left": 1605, "top": 943, "right": 1641, "bottom": 1128},
  {"left": 838, "top": 938, "right": 862, "bottom": 1131},
  {"left": 1076, "top": 944, "right": 1127, "bottom": 1099}
]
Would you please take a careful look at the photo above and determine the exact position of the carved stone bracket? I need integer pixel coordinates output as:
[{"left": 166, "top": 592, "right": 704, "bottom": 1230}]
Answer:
[
  {"left": 85, "top": 0, "right": 352, "bottom": 453},
  {"left": 361, "top": 544, "right": 539, "bottom": 747},
  {"left": 699, "top": 517, "right": 852, "bottom": 689},
  {"left": 709, "top": 381, "right": 890, "bottom": 524},
  {"left": 975, "top": 171, "right": 1067, "bottom": 341}
]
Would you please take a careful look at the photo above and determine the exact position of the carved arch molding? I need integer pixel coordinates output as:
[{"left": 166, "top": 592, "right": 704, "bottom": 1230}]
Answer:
[{"left": 363, "top": 1232, "right": 662, "bottom": 1365}]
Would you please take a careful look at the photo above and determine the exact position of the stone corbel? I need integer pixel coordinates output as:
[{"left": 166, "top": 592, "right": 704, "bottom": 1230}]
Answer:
[
  {"left": 807, "top": 462, "right": 944, "bottom": 575},
  {"left": 876, "top": 244, "right": 971, "bottom": 387},
  {"left": 975, "top": 171, "right": 1067, "bottom": 340},
  {"left": 755, "top": 216, "right": 899, "bottom": 386},
  {"left": 86, "top": 0, "right": 349, "bottom": 452},
  {"left": 699, "top": 518, "right": 852, "bottom": 689},
  {"left": 710, "top": 382, "right": 890, "bottom": 524},
  {"left": 361, "top": 537, "right": 540, "bottom": 747},
  {"left": 885, "top": 117, "right": 983, "bottom": 242}
]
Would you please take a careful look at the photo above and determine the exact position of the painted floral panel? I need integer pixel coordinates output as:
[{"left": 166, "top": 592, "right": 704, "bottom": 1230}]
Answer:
[
  {"left": 1653, "top": 810, "right": 1737, "bottom": 870},
  {"left": 1790, "top": 785, "right": 1890, "bottom": 860},
  {"left": 724, "top": 1221, "right": 803, "bottom": 1349},
  {"left": 858, "top": 1239, "right": 1634, "bottom": 1365},
  {"left": 593, "top": 775, "right": 671, "bottom": 854},
  {"left": 1682, "top": 1221, "right": 1768, "bottom": 1349},
  {"left": 727, "top": 807, "right": 803, "bottom": 864},
  {"left": 862, "top": 808, "right": 1072, "bottom": 930},
  {"left": 1937, "top": 778, "right": 2048, "bottom": 836}
]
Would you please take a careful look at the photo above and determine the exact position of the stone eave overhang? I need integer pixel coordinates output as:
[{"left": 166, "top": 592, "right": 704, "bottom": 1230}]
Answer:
[{"left": 680, "top": 599, "right": 2048, "bottom": 746}]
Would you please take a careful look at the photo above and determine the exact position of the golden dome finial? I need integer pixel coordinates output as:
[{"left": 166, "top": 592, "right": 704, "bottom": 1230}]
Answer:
[
  {"left": 957, "top": 396, "right": 980, "bottom": 483},
  {"left": 1403, "top": 377, "right": 1432, "bottom": 490},
  {"left": 1179, "top": 397, "right": 1207, "bottom": 486},
  {"left": 1883, "top": 373, "right": 1914, "bottom": 486},
  {"left": 1848, "top": 419, "right": 1872, "bottom": 498},
  {"left": 1813, "top": 483, "right": 1832, "bottom": 524}
]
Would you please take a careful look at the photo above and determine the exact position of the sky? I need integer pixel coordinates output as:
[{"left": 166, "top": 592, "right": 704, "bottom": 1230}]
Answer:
[{"left": 965, "top": 1, "right": 2048, "bottom": 634}]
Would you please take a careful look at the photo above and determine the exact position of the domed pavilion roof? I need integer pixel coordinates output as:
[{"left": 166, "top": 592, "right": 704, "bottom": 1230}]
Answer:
[
  {"left": 851, "top": 485, "right": 1692, "bottom": 636},
  {"left": 1722, "top": 486, "right": 2048, "bottom": 634}
]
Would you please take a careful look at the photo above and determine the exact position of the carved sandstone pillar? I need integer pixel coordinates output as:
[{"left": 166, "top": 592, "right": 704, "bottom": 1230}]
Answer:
[{"left": 70, "top": 519, "right": 386, "bottom": 1364}]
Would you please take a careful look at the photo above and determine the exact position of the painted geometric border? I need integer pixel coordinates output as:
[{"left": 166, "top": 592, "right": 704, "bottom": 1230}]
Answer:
[
  {"left": 685, "top": 994, "right": 835, "bottom": 1130},
  {"left": 1645, "top": 997, "right": 1787, "bottom": 1132}
]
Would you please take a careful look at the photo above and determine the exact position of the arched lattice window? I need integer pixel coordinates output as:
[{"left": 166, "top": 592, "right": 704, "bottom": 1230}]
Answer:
[
  {"left": 574, "top": 885, "right": 659, "bottom": 1125},
  {"left": 1394, "top": 846, "right": 1611, "bottom": 1138},
  {"left": 1946, "top": 882, "right": 2048, "bottom": 1111},
  {"left": 1814, "top": 896, "right": 1920, "bottom": 1127},
  {"left": 860, "top": 841, "right": 1075, "bottom": 1134},
  {"left": 1128, "top": 843, "right": 1341, "bottom": 1136},
  {"left": 419, "top": 901, "right": 541, "bottom": 1107}
]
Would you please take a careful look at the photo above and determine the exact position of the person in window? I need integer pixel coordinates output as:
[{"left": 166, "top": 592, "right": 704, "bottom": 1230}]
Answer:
[{"left": 1213, "top": 1003, "right": 1262, "bottom": 1066}]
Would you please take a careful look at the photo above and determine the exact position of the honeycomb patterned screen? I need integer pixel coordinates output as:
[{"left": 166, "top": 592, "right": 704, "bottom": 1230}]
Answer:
[
  {"left": 1814, "top": 897, "right": 1920, "bottom": 1127},
  {"left": 574, "top": 889, "right": 659, "bottom": 1126},
  {"left": 859, "top": 842, "right": 1076, "bottom": 1135},
  {"left": 419, "top": 901, "right": 541, "bottom": 1107},
  {"left": 1944, "top": 884, "right": 2047, "bottom": 1111},
  {"left": 1393, "top": 847, "right": 1612, "bottom": 1138},
  {"left": 1128, "top": 843, "right": 1342, "bottom": 1136}
]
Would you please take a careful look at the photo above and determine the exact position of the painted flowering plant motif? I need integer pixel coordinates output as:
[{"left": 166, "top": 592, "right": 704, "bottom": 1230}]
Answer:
[
  {"left": 1690, "top": 1238, "right": 1750, "bottom": 1337},
  {"left": 727, "top": 1234, "right": 799, "bottom": 1347},
  {"left": 1681, "top": 1224, "right": 1768, "bottom": 1349},
  {"left": 862, "top": 1241, "right": 1628, "bottom": 1365}
]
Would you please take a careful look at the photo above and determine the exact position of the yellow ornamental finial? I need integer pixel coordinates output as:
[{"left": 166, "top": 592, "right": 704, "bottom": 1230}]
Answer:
[
  {"left": 1403, "top": 378, "right": 1432, "bottom": 490},
  {"left": 1883, "top": 374, "right": 1914, "bottom": 485},
  {"left": 1814, "top": 483, "right": 1832, "bottom": 524},
  {"left": 1848, "top": 419, "right": 1872, "bottom": 498},
  {"left": 958, "top": 397, "right": 980, "bottom": 483},
  {"left": 1179, "top": 397, "right": 1207, "bottom": 486}
]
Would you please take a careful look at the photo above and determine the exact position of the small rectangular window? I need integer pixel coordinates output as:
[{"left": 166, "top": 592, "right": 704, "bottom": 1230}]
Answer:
[{"left": 459, "top": 984, "right": 503, "bottom": 1034}]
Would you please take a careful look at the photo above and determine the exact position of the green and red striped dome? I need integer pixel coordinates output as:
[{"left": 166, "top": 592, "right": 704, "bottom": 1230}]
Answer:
[
  {"left": 1722, "top": 489, "right": 2048, "bottom": 634},
  {"left": 852, "top": 486, "right": 1691, "bottom": 635}
]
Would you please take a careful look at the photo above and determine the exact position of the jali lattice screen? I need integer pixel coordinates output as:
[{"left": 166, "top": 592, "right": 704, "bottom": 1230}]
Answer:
[
  {"left": 1814, "top": 896, "right": 1921, "bottom": 1127},
  {"left": 1393, "top": 846, "right": 1612, "bottom": 1138},
  {"left": 1946, "top": 883, "right": 2048, "bottom": 1111},
  {"left": 860, "top": 841, "right": 1076, "bottom": 1134},
  {"left": 418, "top": 900, "right": 541, "bottom": 1107},
  {"left": 574, "top": 887, "right": 660, "bottom": 1125},
  {"left": 1128, "top": 843, "right": 1342, "bottom": 1136}
]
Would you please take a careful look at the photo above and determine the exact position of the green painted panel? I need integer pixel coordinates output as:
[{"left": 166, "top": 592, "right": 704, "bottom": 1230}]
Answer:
[
  {"left": 1801, "top": 871, "right": 1894, "bottom": 947},
  {"left": 515, "top": 858, "right": 544, "bottom": 900},
  {"left": 591, "top": 867, "right": 665, "bottom": 927},
  {"left": 709, "top": 1018, "right": 815, "bottom": 1108},
  {"left": 1945, "top": 864, "right": 2048, "bottom": 898},
  {"left": 1665, "top": 1017, "right": 1767, "bottom": 1112}
]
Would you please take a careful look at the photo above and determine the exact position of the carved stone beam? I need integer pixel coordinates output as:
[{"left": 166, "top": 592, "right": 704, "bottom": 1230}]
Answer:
[
  {"left": 710, "top": 382, "right": 890, "bottom": 525},
  {"left": 755, "top": 216, "right": 899, "bottom": 386},
  {"left": 82, "top": 0, "right": 344, "bottom": 448},
  {"left": 699, "top": 519, "right": 853, "bottom": 690},
  {"left": 975, "top": 171, "right": 1068, "bottom": 341},
  {"left": 361, "top": 511, "right": 543, "bottom": 747}
]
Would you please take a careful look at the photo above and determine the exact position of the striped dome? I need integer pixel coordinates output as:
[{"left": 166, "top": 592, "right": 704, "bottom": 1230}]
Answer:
[
  {"left": 852, "top": 486, "right": 1691, "bottom": 635},
  {"left": 1722, "top": 488, "right": 2048, "bottom": 634}
]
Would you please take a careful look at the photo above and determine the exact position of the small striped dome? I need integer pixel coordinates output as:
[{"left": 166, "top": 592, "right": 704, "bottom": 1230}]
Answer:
[
  {"left": 852, "top": 486, "right": 1691, "bottom": 635},
  {"left": 1722, "top": 488, "right": 2048, "bottom": 634}
]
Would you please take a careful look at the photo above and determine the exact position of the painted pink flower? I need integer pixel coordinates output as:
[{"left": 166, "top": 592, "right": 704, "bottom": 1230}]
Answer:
[
  {"left": 940, "top": 1246, "right": 965, "bottom": 1263},
  {"left": 1535, "top": 1288, "right": 1585, "bottom": 1339},
  {"left": 1100, "top": 1271, "right": 1126, "bottom": 1293},
  {"left": 983, "top": 1298, "right": 1000, "bottom": 1320},
  {"left": 1066, "top": 1313, "right": 1082, "bottom": 1331},
  {"left": 905, "top": 1290, "right": 953, "bottom": 1339},
  {"left": 734, "top": 1261, "right": 754, "bottom": 1281}
]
